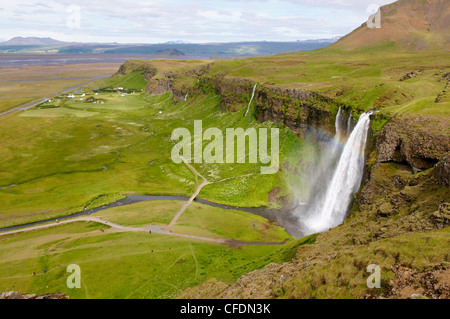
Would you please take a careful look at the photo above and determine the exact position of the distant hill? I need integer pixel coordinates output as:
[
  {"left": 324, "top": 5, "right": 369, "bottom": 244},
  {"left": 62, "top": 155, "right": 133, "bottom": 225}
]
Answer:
[
  {"left": 333, "top": 0, "right": 450, "bottom": 50},
  {"left": 154, "top": 48, "right": 185, "bottom": 56},
  {"left": 0, "top": 37, "right": 339, "bottom": 57},
  {"left": 165, "top": 40, "right": 191, "bottom": 45},
  {"left": 1, "top": 37, "right": 65, "bottom": 46}
]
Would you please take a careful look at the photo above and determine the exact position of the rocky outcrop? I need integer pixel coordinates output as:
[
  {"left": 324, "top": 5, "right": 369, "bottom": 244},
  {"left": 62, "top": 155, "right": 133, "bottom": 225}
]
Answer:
[
  {"left": 146, "top": 76, "right": 174, "bottom": 96},
  {"left": 0, "top": 291, "right": 69, "bottom": 299},
  {"left": 145, "top": 64, "right": 213, "bottom": 101},
  {"left": 399, "top": 69, "right": 425, "bottom": 82},
  {"left": 382, "top": 265, "right": 450, "bottom": 299},
  {"left": 115, "top": 60, "right": 157, "bottom": 81},
  {"left": 376, "top": 115, "right": 450, "bottom": 174},
  {"left": 435, "top": 153, "right": 450, "bottom": 186}
]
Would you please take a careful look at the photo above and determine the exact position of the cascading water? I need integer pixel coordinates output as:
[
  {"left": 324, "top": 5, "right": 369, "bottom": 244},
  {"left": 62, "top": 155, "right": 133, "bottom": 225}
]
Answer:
[
  {"left": 335, "top": 106, "right": 343, "bottom": 142},
  {"left": 244, "top": 83, "right": 258, "bottom": 117},
  {"left": 347, "top": 110, "right": 353, "bottom": 135},
  {"left": 297, "top": 111, "right": 373, "bottom": 235}
]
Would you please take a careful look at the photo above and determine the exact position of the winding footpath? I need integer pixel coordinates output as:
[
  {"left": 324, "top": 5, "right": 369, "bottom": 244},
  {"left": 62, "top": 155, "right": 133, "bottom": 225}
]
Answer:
[
  {"left": 0, "top": 216, "right": 288, "bottom": 246},
  {"left": 167, "top": 155, "right": 211, "bottom": 229}
]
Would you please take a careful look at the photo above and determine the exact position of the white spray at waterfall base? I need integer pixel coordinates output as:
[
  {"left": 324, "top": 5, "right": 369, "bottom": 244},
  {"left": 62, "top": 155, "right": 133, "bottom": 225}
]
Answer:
[{"left": 298, "top": 111, "right": 373, "bottom": 235}]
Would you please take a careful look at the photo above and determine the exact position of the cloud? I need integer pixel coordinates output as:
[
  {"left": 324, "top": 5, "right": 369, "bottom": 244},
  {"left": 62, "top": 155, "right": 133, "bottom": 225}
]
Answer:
[{"left": 0, "top": 0, "right": 396, "bottom": 43}]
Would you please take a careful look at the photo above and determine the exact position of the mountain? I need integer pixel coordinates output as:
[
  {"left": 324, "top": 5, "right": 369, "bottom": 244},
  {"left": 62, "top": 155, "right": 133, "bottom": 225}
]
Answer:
[
  {"left": 165, "top": 40, "right": 191, "bottom": 44},
  {"left": 1, "top": 37, "right": 66, "bottom": 46},
  {"left": 0, "top": 37, "right": 338, "bottom": 57},
  {"left": 154, "top": 48, "right": 185, "bottom": 56},
  {"left": 333, "top": 0, "right": 450, "bottom": 50}
]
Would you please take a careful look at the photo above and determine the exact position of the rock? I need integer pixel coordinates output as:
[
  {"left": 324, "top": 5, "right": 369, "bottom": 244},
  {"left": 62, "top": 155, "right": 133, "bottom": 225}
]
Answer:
[
  {"left": 430, "top": 203, "right": 450, "bottom": 228},
  {"left": 435, "top": 153, "right": 450, "bottom": 186},
  {"left": 0, "top": 291, "right": 69, "bottom": 299},
  {"left": 383, "top": 265, "right": 450, "bottom": 299},
  {"left": 399, "top": 70, "right": 424, "bottom": 82},
  {"left": 0, "top": 291, "right": 24, "bottom": 299},
  {"left": 392, "top": 175, "right": 406, "bottom": 189},
  {"left": 34, "top": 293, "right": 69, "bottom": 299},
  {"left": 410, "top": 294, "right": 427, "bottom": 299}
]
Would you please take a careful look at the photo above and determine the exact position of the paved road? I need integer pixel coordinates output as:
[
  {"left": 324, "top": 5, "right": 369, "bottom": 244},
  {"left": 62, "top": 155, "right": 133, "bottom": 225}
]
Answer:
[
  {"left": 0, "top": 75, "right": 109, "bottom": 117},
  {"left": 0, "top": 77, "right": 94, "bottom": 83}
]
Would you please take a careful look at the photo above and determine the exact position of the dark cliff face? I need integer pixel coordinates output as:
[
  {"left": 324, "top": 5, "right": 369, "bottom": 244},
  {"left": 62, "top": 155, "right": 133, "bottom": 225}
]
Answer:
[
  {"left": 196, "top": 75, "right": 347, "bottom": 136},
  {"left": 254, "top": 85, "right": 341, "bottom": 137},
  {"left": 376, "top": 115, "right": 450, "bottom": 174},
  {"left": 358, "top": 114, "right": 449, "bottom": 219},
  {"left": 143, "top": 62, "right": 350, "bottom": 137}
]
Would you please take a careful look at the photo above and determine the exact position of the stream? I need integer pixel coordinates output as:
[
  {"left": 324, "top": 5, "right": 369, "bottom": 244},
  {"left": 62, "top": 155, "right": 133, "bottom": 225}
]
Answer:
[{"left": 0, "top": 195, "right": 305, "bottom": 237}]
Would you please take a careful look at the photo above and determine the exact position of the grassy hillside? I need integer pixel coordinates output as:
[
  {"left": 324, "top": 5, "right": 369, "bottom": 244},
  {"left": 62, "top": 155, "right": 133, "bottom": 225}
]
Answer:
[
  {"left": 332, "top": 0, "right": 450, "bottom": 51},
  {"left": 1, "top": 20, "right": 449, "bottom": 298}
]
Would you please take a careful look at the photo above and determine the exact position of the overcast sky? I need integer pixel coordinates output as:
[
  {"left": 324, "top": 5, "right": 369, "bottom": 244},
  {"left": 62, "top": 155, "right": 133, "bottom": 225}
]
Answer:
[{"left": 0, "top": 0, "right": 396, "bottom": 43}]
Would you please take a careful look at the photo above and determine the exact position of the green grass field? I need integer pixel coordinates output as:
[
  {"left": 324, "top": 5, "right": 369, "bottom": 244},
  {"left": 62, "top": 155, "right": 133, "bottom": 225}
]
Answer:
[
  {"left": 0, "top": 81, "right": 305, "bottom": 228},
  {"left": 0, "top": 221, "right": 302, "bottom": 298},
  {"left": 0, "top": 64, "right": 304, "bottom": 299}
]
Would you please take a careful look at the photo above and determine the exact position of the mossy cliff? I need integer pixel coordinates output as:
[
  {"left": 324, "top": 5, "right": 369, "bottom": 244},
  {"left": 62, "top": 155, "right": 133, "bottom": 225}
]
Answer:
[{"left": 146, "top": 66, "right": 351, "bottom": 137}]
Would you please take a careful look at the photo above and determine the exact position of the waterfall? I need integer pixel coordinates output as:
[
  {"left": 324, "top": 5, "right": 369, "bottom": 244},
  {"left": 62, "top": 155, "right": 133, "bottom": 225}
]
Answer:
[
  {"left": 330, "top": 106, "right": 343, "bottom": 156},
  {"left": 184, "top": 93, "right": 189, "bottom": 101},
  {"left": 299, "top": 111, "right": 373, "bottom": 235},
  {"left": 244, "top": 83, "right": 258, "bottom": 117},
  {"left": 347, "top": 110, "right": 353, "bottom": 135},
  {"left": 335, "top": 106, "right": 343, "bottom": 141}
]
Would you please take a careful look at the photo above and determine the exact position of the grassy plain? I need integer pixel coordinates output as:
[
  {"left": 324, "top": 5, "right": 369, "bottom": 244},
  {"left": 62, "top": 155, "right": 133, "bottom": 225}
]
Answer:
[
  {"left": 0, "top": 59, "right": 300, "bottom": 298},
  {"left": 0, "top": 221, "right": 300, "bottom": 299}
]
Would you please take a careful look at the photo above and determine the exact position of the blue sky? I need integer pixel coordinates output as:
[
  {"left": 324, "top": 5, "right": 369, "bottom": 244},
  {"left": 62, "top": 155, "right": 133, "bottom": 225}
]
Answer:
[{"left": 0, "top": 0, "right": 395, "bottom": 43}]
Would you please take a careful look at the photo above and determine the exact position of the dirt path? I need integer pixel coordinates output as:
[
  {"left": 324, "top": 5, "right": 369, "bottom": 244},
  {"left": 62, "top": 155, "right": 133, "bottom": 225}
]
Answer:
[
  {"left": 166, "top": 151, "right": 257, "bottom": 230},
  {"left": 0, "top": 215, "right": 288, "bottom": 246},
  {"left": 166, "top": 154, "right": 211, "bottom": 229}
]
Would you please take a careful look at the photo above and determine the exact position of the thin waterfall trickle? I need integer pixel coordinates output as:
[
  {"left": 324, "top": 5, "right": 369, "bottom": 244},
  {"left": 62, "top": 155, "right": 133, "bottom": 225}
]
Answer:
[
  {"left": 244, "top": 83, "right": 258, "bottom": 117},
  {"left": 296, "top": 111, "right": 373, "bottom": 235},
  {"left": 335, "top": 106, "right": 343, "bottom": 141},
  {"left": 347, "top": 110, "right": 353, "bottom": 135},
  {"left": 331, "top": 106, "right": 343, "bottom": 156}
]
